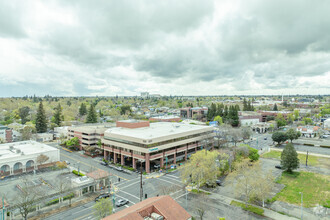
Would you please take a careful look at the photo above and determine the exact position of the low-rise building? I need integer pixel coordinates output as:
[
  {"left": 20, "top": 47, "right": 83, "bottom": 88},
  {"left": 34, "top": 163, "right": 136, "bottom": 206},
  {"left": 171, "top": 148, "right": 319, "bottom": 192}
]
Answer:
[
  {"left": 296, "top": 126, "right": 320, "bottom": 138},
  {"left": 102, "top": 120, "right": 213, "bottom": 173},
  {"left": 0, "top": 124, "right": 13, "bottom": 143},
  {"left": 257, "top": 110, "right": 292, "bottom": 122},
  {"left": 0, "top": 141, "right": 60, "bottom": 176},
  {"left": 149, "top": 115, "right": 181, "bottom": 122},
  {"left": 104, "top": 195, "right": 192, "bottom": 220},
  {"left": 238, "top": 111, "right": 262, "bottom": 126},
  {"left": 180, "top": 107, "right": 208, "bottom": 120},
  {"left": 68, "top": 124, "right": 113, "bottom": 150}
]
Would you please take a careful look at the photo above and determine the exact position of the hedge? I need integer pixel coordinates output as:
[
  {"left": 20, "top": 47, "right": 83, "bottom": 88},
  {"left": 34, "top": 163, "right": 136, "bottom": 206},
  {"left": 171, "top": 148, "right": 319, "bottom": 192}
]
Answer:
[
  {"left": 320, "top": 145, "right": 330, "bottom": 148},
  {"left": 72, "top": 170, "right": 85, "bottom": 176},
  {"left": 63, "top": 193, "right": 74, "bottom": 201},
  {"left": 46, "top": 198, "right": 59, "bottom": 206},
  {"left": 230, "top": 200, "right": 264, "bottom": 216}
]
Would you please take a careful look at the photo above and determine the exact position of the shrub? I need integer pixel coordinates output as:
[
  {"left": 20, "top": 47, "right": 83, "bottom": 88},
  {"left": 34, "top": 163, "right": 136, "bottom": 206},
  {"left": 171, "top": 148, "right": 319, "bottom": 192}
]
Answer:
[
  {"left": 63, "top": 192, "right": 74, "bottom": 201},
  {"left": 143, "top": 171, "right": 147, "bottom": 175},
  {"left": 320, "top": 145, "right": 330, "bottom": 148},
  {"left": 248, "top": 147, "right": 259, "bottom": 161},
  {"left": 72, "top": 170, "right": 85, "bottom": 176},
  {"left": 230, "top": 200, "right": 264, "bottom": 216},
  {"left": 46, "top": 198, "right": 59, "bottom": 206}
]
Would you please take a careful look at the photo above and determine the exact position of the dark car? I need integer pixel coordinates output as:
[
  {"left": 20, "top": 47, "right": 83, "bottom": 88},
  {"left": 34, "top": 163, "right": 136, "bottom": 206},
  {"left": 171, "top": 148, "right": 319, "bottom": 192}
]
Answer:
[
  {"left": 115, "top": 199, "right": 129, "bottom": 207},
  {"left": 100, "top": 161, "right": 108, "bottom": 166},
  {"left": 264, "top": 137, "right": 267, "bottom": 140},
  {"left": 275, "top": 165, "right": 282, "bottom": 169},
  {"left": 95, "top": 193, "right": 111, "bottom": 202},
  {"left": 216, "top": 179, "right": 222, "bottom": 186}
]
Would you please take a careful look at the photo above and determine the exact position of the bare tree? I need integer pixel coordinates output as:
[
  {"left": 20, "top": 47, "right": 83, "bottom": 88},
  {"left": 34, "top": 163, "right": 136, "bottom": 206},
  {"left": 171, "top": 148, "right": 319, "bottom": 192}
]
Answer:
[
  {"left": 193, "top": 194, "right": 209, "bottom": 220},
  {"left": 228, "top": 128, "right": 243, "bottom": 147},
  {"left": 241, "top": 126, "right": 252, "bottom": 142},
  {"left": 54, "top": 175, "right": 73, "bottom": 204},
  {"left": 253, "top": 171, "right": 275, "bottom": 207},
  {"left": 15, "top": 178, "right": 41, "bottom": 220},
  {"left": 36, "top": 154, "right": 49, "bottom": 168},
  {"left": 93, "top": 198, "right": 112, "bottom": 219}
]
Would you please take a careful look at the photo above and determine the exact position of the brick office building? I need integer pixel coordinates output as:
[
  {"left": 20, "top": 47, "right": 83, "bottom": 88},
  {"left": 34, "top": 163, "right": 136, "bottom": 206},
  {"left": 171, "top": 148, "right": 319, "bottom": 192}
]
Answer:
[{"left": 102, "top": 120, "right": 214, "bottom": 173}]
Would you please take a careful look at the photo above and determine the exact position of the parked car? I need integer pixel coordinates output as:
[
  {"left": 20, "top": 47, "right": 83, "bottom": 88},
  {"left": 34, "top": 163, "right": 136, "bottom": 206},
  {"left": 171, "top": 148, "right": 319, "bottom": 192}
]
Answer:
[
  {"left": 275, "top": 165, "right": 282, "bottom": 169},
  {"left": 100, "top": 161, "right": 108, "bottom": 166},
  {"left": 264, "top": 137, "right": 267, "bottom": 140},
  {"left": 216, "top": 179, "right": 222, "bottom": 186},
  {"left": 116, "top": 167, "right": 123, "bottom": 171},
  {"left": 115, "top": 199, "right": 129, "bottom": 207},
  {"left": 95, "top": 193, "right": 111, "bottom": 202}
]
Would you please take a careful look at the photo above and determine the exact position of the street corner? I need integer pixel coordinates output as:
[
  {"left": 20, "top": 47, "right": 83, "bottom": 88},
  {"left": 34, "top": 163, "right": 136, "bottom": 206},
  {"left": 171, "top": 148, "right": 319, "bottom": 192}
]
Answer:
[{"left": 145, "top": 172, "right": 165, "bottom": 179}]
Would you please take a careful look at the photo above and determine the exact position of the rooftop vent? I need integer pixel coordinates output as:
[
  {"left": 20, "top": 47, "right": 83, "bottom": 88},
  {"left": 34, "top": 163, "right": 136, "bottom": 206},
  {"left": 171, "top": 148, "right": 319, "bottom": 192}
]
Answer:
[{"left": 16, "top": 149, "right": 21, "bottom": 154}]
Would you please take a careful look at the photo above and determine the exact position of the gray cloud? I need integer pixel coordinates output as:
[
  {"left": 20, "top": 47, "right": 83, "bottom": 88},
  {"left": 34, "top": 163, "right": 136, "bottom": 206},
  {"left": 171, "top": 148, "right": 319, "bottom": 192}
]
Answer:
[{"left": 0, "top": 0, "right": 329, "bottom": 97}]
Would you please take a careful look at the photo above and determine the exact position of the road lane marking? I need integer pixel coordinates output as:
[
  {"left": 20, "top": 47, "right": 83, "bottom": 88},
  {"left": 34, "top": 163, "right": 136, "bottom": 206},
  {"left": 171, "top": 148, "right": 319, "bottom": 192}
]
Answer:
[
  {"left": 115, "top": 177, "right": 140, "bottom": 187},
  {"left": 116, "top": 194, "right": 136, "bottom": 204},
  {"left": 170, "top": 189, "right": 183, "bottom": 196},
  {"left": 60, "top": 153, "right": 129, "bottom": 180},
  {"left": 118, "top": 180, "right": 140, "bottom": 190},
  {"left": 175, "top": 192, "right": 189, "bottom": 200},
  {"left": 74, "top": 211, "right": 96, "bottom": 220},
  {"left": 157, "top": 176, "right": 182, "bottom": 187},
  {"left": 161, "top": 175, "right": 182, "bottom": 183},
  {"left": 118, "top": 190, "right": 140, "bottom": 200},
  {"left": 167, "top": 174, "right": 180, "bottom": 179}
]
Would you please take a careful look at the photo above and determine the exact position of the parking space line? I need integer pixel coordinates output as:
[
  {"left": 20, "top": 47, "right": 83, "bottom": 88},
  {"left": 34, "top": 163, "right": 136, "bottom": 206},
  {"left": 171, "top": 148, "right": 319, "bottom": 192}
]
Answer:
[{"left": 118, "top": 180, "right": 140, "bottom": 190}]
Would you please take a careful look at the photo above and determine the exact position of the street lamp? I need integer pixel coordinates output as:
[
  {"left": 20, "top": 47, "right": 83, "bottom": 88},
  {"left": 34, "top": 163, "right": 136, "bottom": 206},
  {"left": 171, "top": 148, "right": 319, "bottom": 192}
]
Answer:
[
  {"left": 165, "top": 156, "right": 168, "bottom": 174},
  {"left": 299, "top": 192, "right": 303, "bottom": 220}
]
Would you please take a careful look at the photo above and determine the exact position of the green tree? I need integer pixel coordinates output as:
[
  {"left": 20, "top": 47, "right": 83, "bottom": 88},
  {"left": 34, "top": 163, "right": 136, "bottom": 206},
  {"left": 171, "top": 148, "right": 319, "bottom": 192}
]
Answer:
[
  {"left": 302, "top": 117, "right": 313, "bottom": 125},
  {"left": 120, "top": 105, "right": 131, "bottom": 115},
  {"left": 93, "top": 198, "right": 113, "bottom": 219},
  {"left": 181, "top": 150, "right": 219, "bottom": 191},
  {"left": 79, "top": 103, "right": 87, "bottom": 116},
  {"left": 86, "top": 104, "right": 98, "bottom": 123},
  {"left": 293, "top": 109, "right": 299, "bottom": 121},
  {"left": 286, "top": 128, "right": 300, "bottom": 143},
  {"left": 275, "top": 113, "right": 287, "bottom": 128},
  {"left": 35, "top": 101, "right": 47, "bottom": 133},
  {"left": 272, "top": 131, "right": 288, "bottom": 145},
  {"left": 53, "top": 103, "right": 63, "bottom": 126},
  {"left": 281, "top": 143, "right": 299, "bottom": 173},
  {"left": 273, "top": 103, "right": 278, "bottom": 111},
  {"left": 18, "top": 106, "right": 30, "bottom": 124},
  {"left": 20, "top": 126, "right": 36, "bottom": 141},
  {"left": 248, "top": 146, "right": 259, "bottom": 161},
  {"left": 214, "top": 115, "right": 223, "bottom": 125},
  {"left": 243, "top": 98, "right": 248, "bottom": 111}
]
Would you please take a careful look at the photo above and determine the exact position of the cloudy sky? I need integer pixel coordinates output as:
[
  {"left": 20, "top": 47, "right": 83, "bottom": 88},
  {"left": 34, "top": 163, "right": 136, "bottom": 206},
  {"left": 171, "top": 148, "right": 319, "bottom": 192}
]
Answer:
[{"left": 0, "top": 0, "right": 329, "bottom": 97}]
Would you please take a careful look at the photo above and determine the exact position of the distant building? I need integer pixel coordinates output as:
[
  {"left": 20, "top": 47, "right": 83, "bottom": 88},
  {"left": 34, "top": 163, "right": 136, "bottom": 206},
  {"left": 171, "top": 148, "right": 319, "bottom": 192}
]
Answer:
[
  {"left": 0, "top": 141, "right": 60, "bottom": 176},
  {"left": 296, "top": 126, "right": 320, "bottom": 138},
  {"left": 149, "top": 115, "right": 181, "bottom": 122},
  {"left": 33, "top": 133, "right": 54, "bottom": 142},
  {"left": 257, "top": 110, "right": 291, "bottom": 122},
  {"left": 103, "top": 195, "right": 192, "bottom": 220},
  {"left": 102, "top": 120, "right": 213, "bottom": 173},
  {"left": 141, "top": 92, "right": 149, "bottom": 98},
  {"left": 238, "top": 111, "right": 262, "bottom": 126},
  {"left": 68, "top": 124, "right": 113, "bottom": 150},
  {"left": 0, "top": 124, "right": 13, "bottom": 143},
  {"left": 180, "top": 107, "right": 208, "bottom": 120}
]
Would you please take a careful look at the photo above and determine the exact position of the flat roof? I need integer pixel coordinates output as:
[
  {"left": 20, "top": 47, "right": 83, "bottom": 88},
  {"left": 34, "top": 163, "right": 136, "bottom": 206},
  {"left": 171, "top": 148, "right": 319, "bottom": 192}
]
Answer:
[
  {"left": 0, "top": 141, "right": 58, "bottom": 160},
  {"left": 150, "top": 115, "right": 180, "bottom": 119},
  {"left": 104, "top": 122, "right": 212, "bottom": 140}
]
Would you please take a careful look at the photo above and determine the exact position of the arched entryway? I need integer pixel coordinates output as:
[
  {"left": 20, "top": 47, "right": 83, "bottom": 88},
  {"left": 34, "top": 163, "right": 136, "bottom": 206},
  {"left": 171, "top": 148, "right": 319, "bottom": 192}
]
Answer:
[
  {"left": 26, "top": 160, "right": 35, "bottom": 172},
  {"left": 13, "top": 162, "right": 23, "bottom": 174},
  {"left": 0, "top": 164, "right": 10, "bottom": 176}
]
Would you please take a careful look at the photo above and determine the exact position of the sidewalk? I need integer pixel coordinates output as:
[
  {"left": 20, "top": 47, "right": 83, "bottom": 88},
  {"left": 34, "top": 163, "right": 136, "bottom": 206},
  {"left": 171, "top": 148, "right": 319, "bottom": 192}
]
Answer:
[
  {"left": 270, "top": 148, "right": 330, "bottom": 158},
  {"left": 205, "top": 190, "right": 298, "bottom": 220}
]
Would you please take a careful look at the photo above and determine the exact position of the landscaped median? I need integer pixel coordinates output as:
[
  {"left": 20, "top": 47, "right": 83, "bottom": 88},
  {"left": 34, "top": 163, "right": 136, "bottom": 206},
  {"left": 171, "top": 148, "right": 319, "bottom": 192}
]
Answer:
[
  {"left": 72, "top": 170, "right": 85, "bottom": 176},
  {"left": 230, "top": 200, "right": 264, "bottom": 216}
]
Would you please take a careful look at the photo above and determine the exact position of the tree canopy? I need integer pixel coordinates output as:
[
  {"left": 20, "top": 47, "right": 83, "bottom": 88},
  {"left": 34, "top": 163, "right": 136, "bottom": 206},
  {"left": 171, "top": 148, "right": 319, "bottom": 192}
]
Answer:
[
  {"left": 35, "top": 101, "right": 47, "bottom": 133},
  {"left": 86, "top": 104, "right": 98, "bottom": 123},
  {"left": 281, "top": 143, "right": 299, "bottom": 173}
]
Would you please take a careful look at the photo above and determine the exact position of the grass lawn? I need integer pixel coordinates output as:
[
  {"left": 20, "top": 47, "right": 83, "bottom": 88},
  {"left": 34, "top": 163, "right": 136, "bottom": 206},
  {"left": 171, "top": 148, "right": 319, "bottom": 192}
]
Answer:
[
  {"left": 274, "top": 171, "right": 330, "bottom": 207},
  {"left": 190, "top": 189, "right": 211, "bottom": 195},
  {"left": 262, "top": 150, "right": 320, "bottom": 166}
]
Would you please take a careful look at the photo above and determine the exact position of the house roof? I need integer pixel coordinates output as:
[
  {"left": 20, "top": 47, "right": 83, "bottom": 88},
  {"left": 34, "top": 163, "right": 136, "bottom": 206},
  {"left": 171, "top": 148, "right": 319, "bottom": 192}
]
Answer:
[
  {"left": 86, "top": 169, "right": 110, "bottom": 180},
  {"left": 103, "top": 195, "right": 191, "bottom": 220}
]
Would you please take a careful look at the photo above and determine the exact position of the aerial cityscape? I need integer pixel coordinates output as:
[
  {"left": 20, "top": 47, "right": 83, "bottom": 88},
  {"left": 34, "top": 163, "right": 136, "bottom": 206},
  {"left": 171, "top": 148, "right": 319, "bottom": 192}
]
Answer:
[{"left": 0, "top": 1, "right": 329, "bottom": 220}]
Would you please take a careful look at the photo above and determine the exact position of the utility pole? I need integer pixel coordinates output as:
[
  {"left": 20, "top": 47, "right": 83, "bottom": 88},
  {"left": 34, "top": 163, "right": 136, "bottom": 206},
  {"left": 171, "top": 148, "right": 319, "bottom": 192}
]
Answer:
[
  {"left": 299, "top": 192, "right": 303, "bottom": 220},
  {"left": 140, "top": 160, "right": 143, "bottom": 202},
  {"left": 305, "top": 151, "right": 308, "bottom": 167}
]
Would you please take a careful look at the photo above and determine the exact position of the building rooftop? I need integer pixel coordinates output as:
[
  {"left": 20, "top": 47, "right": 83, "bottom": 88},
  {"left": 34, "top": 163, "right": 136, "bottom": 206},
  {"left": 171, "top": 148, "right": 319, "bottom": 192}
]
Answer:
[
  {"left": 150, "top": 115, "right": 180, "bottom": 119},
  {"left": 104, "top": 122, "right": 212, "bottom": 140},
  {"left": 103, "top": 195, "right": 191, "bottom": 220},
  {"left": 0, "top": 141, "right": 57, "bottom": 160}
]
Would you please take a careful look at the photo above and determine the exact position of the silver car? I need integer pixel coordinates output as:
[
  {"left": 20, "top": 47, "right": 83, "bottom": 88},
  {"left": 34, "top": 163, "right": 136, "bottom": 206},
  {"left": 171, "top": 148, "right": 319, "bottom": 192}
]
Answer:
[{"left": 115, "top": 199, "right": 129, "bottom": 207}]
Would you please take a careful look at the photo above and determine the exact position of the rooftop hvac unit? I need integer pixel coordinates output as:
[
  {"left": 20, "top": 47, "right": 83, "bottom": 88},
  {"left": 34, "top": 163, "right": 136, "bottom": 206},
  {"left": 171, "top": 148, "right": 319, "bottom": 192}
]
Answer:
[
  {"left": 16, "top": 149, "right": 21, "bottom": 154},
  {"left": 151, "top": 213, "right": 164, "bottom": 220}
]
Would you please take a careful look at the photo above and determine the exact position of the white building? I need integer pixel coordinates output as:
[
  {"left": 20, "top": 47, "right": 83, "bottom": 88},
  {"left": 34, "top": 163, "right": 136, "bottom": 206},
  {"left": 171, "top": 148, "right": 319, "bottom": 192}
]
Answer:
[
  {"left": 324, "top": 118, "right": 330, "bottom": 129},
  {"left": 0, "top": 141, "right": 60, "bottom": 176}
]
